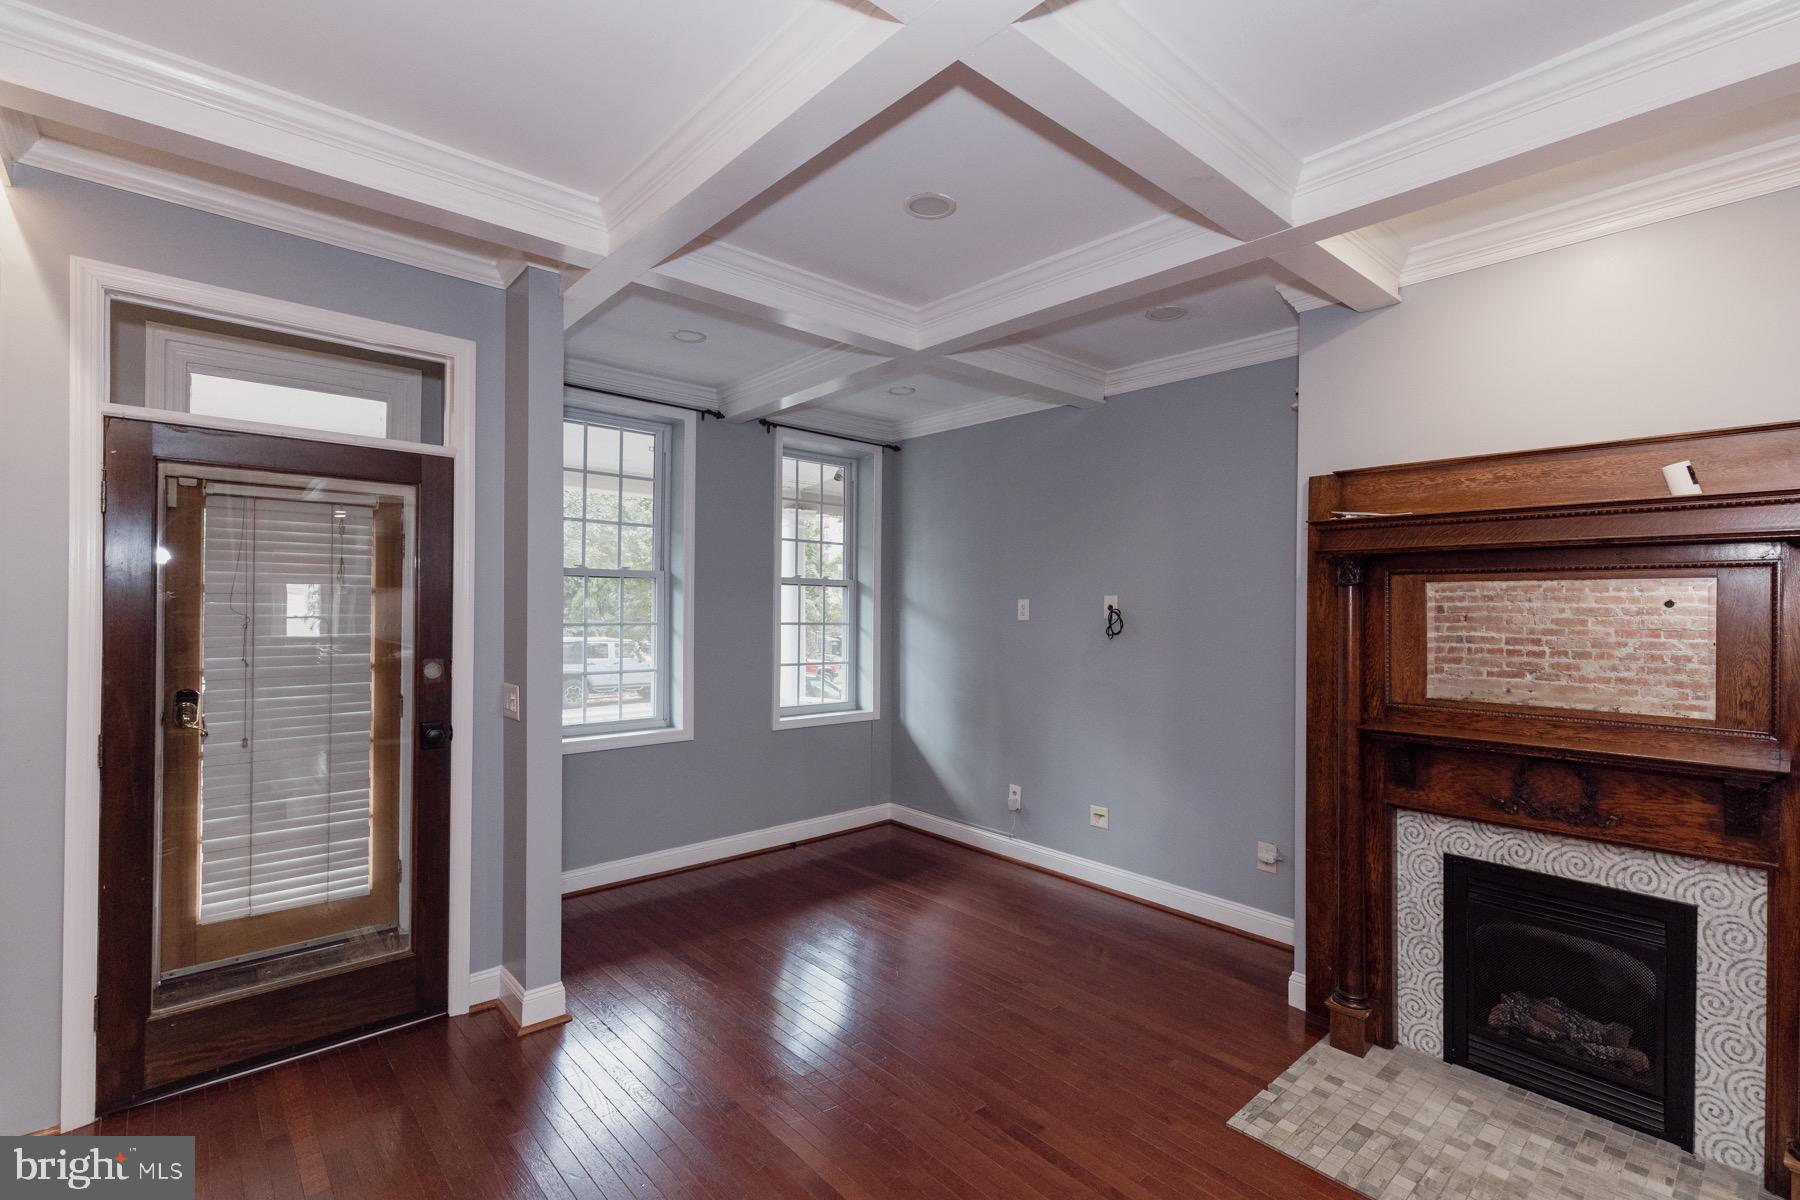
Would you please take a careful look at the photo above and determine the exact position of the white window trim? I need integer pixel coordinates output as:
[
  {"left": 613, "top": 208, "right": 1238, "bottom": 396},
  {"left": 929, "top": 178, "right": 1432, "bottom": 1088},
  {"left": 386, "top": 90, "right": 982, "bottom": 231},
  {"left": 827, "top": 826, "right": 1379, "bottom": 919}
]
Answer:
[
  {"left": 771, "top": 428, "right": 882, "bottom": 732},
  {"left": 560, "top": 389, "right": 697, "bottom": 754},
  {"left": 144, "top": 321, "right": 425, "bottom": 441},
  {"left": 63, "top": 257, "right": 479, "bottom": 1133}
]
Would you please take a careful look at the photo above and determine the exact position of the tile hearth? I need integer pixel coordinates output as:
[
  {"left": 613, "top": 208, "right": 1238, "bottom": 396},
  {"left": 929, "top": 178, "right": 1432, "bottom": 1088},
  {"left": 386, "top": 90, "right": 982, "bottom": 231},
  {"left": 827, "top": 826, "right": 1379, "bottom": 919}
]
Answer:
[{"left": 1229, "top": 1041, "right": 1774, "bottom": 1200}]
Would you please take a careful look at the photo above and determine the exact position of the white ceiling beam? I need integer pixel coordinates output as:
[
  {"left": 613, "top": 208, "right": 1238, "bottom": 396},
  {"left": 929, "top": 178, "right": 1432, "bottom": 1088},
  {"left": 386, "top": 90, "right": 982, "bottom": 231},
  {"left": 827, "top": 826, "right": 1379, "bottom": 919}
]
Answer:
[
  {"left": 1292, "top": 1, "right": 1800, "bottom": 226},
  {"left": 722, "top": 352, "right": 912, "bottom": 423},
  {"left": 956, "top": 20, "right": 1400, "bottom": 322},
  {"left": 923, "top": 12, "right": 1800, "bottom": 353},
  {"left": 1272, "top": 235, "right": 1402, "bottom": 312},
  {"left": 942, "top": 346, "right": 1105, "bottom": 407},
  {"left": 646, "top": 246, "right": 915, "bottom": 355},
  {"left": 719, "top": 346, "right": 891, "bottom": 420},
  {"left": 721, "top": 337, "right": 1107, "bottom": 422},
  {"left": 0, "top": 5, "right": 609, "bottom": 262},
  {"left": 562, "top": 0, "right": 1051, "bottom": 331},
  {"left": 0, "top": 104, "right": 36, "bottom": 183},
  {"left": 962, "top": 23, "right": 1294, "bottom": 241}
]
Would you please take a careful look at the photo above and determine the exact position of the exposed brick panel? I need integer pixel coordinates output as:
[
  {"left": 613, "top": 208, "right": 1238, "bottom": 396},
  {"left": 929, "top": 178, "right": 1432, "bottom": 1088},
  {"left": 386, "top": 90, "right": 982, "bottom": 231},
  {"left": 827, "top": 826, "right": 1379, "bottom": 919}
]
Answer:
[{"left": 1425, "top": 578, "right": 1717, "bottom": 720}]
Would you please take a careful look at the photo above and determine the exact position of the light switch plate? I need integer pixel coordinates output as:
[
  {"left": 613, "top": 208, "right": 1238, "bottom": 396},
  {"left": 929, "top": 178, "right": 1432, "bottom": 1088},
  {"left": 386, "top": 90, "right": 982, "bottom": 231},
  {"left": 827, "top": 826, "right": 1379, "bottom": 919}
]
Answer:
[{"left": 501, "top": 682, "right": 521, "bottom": 721}]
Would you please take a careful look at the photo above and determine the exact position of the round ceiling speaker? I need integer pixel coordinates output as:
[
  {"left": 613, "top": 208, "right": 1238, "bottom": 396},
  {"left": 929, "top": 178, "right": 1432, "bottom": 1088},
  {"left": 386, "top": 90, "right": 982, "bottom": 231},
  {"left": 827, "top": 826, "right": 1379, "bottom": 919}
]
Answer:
[
  {"left": 903, "top": 192, "right": 957, "bottom": 220},
  {"left": 1144, "top": 305, "right": 1189, "bottom": 322},
  {"left": 670, "top": 329, "right": 708, "bottom": 343}
]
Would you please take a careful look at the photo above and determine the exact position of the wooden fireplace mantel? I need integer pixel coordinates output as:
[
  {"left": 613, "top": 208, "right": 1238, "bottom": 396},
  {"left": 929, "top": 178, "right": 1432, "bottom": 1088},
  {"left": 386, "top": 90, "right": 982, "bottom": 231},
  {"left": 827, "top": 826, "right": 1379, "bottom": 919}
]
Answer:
[{"left": 1304, "top": 420, "right": 1800, "bottom": 1196}]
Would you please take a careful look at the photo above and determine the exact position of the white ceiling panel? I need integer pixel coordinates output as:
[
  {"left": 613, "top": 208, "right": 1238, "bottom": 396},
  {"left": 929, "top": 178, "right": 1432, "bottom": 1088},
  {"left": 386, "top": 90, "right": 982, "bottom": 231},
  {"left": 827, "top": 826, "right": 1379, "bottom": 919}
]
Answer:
[
  {"left": 1072, "top": 0, "right": 1696, "bottom": 159},
  {"left": 1020, "top": 272, "right": 1296, "bottom": 372},
  {"left": 566, "top": 286, "right": 838, "bottom": 389},
  {"left": 37, "top": 0, "right": 869, "bottom": 197},
  {"left": 708, "top": 64, "right": 1204, "bottom": 307}
]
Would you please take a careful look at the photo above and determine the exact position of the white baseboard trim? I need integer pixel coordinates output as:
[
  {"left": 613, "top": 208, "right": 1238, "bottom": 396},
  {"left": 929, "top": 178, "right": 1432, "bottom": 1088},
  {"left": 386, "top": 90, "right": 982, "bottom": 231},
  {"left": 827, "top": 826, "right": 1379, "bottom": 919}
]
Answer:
[
  {"left": 498, "top": 967, "right": 567, "bottom": 1031},
  {"left": 1288, "top": 971, "right": 1308, "bottom": 1012},
  {"left": 560, "top": 803, "right": 892, "bottom": 895},
  {"left": 466, "top": 966, "right": 503, "bottom": 1008},
  {"left": 888, "top": 804, "right": 1295, "bottom": 947}
]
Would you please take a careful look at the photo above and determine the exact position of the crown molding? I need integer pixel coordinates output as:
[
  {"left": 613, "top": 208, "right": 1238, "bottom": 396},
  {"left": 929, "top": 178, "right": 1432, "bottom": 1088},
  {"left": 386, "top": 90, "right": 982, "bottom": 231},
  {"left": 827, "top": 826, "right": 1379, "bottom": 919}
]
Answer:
[
  {"left": 600, "top": 1, "right": 892, "bottom": 247},
  {"left": 776, "top": 405, "right": 904, "bottom": 444},
  {"left": 0, "top": 0, "right": 608, "bottom": 256},
  {"left": 18, "top": 135, "right": 513, "bottom": 286},
  {"left": 657, "top": 239, "right": 917, "bottom": 352},
  {"left": 1105, "top": 326, "right": 1298, "bottom": 396},
  {"left": 564, "top": 357, "right": 720, "bottom": 408},
  {"left": 894, "top": 394, "right": 1053, "bottom": 441},
  {"left": 1295, "top": 0, "right": 1800, "bottom": 221},
  {"left": 915, "top": 212, "right": 1237, "bottom": 349},
  {"left": 1396, "top": 129, "right": 1800, "bottom": 285},
  {"left": 1274, "top": 282, "right": 1336, "bottom": 313},
  {"left": 1017, "top": 0, "right": 1299, "bottom": 218}
]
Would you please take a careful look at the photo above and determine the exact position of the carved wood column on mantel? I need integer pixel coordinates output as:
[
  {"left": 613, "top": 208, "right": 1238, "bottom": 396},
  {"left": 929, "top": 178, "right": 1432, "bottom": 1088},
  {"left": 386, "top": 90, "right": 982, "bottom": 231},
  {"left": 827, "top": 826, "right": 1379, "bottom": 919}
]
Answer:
[{"left": 1325, "top": 555, "right": 1375, "bottom": 1056}]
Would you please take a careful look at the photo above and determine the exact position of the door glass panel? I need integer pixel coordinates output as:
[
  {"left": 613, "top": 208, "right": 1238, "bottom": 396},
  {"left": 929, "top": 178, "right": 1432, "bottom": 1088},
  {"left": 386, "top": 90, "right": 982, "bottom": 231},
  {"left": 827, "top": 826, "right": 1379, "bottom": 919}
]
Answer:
[{"left": 154, "top": 465, "right": 414, "bottom": 1011}]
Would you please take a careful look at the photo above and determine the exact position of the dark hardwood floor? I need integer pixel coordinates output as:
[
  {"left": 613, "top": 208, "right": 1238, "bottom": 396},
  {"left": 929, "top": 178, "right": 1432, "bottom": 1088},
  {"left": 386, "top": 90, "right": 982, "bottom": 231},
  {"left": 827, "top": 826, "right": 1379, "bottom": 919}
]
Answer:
[{"left": 91, "top": 824, "right": 1350, "bottom": 1199}]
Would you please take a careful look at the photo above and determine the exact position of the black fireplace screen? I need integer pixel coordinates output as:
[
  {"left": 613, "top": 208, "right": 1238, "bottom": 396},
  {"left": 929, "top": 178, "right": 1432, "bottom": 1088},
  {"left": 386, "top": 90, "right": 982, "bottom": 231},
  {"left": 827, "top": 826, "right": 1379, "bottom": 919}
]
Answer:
[{"left": 1444, "top": 856, "right": 1697, "bottom": 1150}]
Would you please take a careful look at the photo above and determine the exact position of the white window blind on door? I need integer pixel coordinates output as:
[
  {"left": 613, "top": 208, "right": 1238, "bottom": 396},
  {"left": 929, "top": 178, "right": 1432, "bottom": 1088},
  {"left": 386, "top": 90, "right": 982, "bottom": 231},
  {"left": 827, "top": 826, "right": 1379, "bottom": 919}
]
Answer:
[{"left": 198, "top": 488, "right": 376, "bottom": 925}]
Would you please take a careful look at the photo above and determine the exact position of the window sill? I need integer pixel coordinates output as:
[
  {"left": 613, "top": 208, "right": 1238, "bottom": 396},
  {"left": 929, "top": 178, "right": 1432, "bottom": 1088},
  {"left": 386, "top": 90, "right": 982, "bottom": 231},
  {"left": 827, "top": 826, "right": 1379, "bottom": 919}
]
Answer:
[
  {"left": 562, "top": 726, "right": 692, "bottom": 755},
  {"left": 774, "top": 709, "right": 878, "bottom": 732}
]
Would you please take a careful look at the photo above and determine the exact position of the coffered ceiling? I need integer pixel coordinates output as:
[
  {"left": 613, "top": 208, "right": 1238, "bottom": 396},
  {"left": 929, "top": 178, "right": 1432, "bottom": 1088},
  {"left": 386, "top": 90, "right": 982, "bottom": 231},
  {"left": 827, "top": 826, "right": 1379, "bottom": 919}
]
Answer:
[{"left": 3, "top": 0, "right": 1799, "bottom": 440}]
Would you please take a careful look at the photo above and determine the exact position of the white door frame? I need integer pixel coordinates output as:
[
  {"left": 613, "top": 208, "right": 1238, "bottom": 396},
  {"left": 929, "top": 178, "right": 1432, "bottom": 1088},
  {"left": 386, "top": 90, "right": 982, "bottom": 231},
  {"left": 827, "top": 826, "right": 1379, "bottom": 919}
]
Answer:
[{"left": 60, "top": 258, "right": 478, "bottom": 1130}]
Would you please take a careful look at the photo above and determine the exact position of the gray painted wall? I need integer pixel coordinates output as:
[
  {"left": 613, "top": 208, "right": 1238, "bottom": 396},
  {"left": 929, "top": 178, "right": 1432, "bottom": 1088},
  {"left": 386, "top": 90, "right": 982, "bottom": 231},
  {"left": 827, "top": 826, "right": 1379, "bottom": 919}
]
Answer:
[
  {"left": 0, "top": 166, "right": 509, "bottom": 1133},
  {"left": 1290, "top": 185, "right": 1800, "bottom": 978},
  {"left": 890, "top": 359, "right": 1299, "bottom": 920},
  {"left": 561, "top": 416, "right": 896, "bottom": 869}
]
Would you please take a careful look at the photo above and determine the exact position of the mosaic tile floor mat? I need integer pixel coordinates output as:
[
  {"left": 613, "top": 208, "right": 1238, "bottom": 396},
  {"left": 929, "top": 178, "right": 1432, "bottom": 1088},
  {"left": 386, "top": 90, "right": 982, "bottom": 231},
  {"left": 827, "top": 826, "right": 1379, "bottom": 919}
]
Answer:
[{"left": 1228, "top": 1041, "right": 1774, "bottom": 1200}]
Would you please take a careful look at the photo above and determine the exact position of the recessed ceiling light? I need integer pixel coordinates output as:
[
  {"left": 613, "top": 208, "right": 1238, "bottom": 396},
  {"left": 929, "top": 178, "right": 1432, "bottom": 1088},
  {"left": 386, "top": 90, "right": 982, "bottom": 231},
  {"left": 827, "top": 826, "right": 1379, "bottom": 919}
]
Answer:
[
  {"left": 903, "top": 192, "right": 957, "bottom": 220},
  {"left": 887, "top": 385, "right": 917, "bottom": 396},
  {"left": 1144, "top": 305, "right": 1188, "bottom": 322},
  {"left": 671, "top": 329, "right": 707, "bottom": 343}
]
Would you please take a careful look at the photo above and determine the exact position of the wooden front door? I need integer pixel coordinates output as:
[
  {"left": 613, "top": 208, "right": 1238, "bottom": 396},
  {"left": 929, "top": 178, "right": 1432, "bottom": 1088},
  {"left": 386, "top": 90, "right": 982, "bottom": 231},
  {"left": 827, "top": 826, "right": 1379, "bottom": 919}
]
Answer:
[{"left": 96, "top": 417, "right": 452, "bottom": 1111}]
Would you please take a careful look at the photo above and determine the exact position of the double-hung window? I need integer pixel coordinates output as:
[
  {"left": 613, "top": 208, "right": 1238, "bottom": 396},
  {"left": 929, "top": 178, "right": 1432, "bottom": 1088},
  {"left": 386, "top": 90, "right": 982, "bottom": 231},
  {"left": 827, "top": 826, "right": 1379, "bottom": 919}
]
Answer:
[
  {"left": 562, "top": 396, "right": 694, "bottom": 747},
  {"left": 775, "top": 430, "right": 881, "bottom": 727}
]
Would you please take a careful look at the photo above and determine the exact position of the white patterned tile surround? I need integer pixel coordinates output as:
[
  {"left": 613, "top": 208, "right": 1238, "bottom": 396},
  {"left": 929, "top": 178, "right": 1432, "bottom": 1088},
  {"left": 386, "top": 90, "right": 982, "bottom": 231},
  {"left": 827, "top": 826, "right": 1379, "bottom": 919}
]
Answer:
[{"left": 1394, "top": 810, "right": 1770, "bottom": 1175}]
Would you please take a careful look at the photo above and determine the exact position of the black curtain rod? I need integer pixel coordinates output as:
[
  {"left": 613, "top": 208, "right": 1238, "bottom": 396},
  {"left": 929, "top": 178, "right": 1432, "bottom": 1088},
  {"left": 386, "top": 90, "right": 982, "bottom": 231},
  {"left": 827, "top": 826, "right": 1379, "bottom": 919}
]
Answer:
[
  {"left": 563, "top": 380, "right": 725, "bottom": 421},
  {"left": 758, "top": 418, "right": 901, "bottom": 453}
]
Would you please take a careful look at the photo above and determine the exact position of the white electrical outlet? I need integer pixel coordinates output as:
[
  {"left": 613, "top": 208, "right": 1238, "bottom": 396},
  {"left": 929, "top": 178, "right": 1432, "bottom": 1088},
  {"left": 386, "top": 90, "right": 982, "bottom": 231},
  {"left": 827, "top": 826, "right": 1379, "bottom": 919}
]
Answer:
[
  {"left": 501, "top": 682, "right": 521, "bottom": 721},
  {"left": 1257, "top": 841, "right": 1282, "bottom": 873},
  {"left": 1017, "top": 598, "right": 1030, "bottom": 621},
  {"left": 1007, "top": 784, "right": 1022, "bottom": 811},
  {"left": 1089, "top": 805, "right": 1109, "bottom": 829},
  {"left": 1103, "top": 594, "right": 1119, "bottom": 619}
]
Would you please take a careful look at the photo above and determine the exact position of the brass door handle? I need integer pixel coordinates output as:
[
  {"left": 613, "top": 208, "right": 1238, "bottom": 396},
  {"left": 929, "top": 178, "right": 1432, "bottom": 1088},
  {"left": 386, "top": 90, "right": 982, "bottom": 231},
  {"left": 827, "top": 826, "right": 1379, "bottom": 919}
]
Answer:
[{"left": 172, "top": 688, "right": 208, "bottom": 738}]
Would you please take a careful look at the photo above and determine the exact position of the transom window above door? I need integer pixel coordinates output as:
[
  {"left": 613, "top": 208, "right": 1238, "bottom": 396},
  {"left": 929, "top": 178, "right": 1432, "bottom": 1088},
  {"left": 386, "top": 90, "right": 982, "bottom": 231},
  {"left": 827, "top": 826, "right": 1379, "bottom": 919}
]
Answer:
[{"left": 109, "top": 302, "right": 446, "bottom": 446}]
